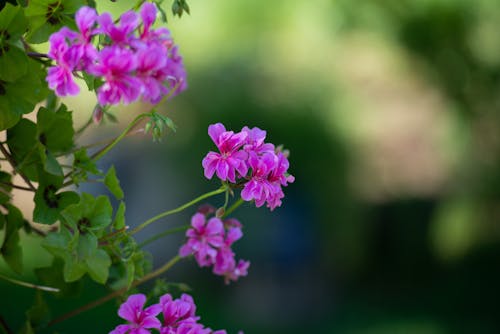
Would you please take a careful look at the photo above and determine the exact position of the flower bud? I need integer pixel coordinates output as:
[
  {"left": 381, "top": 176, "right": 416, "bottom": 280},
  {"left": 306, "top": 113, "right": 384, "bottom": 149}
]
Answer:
[
  {"left": 92, "top": 105, "right": 103, "bottom": 124},
  {"left": 215, "top": 207, "right": 225, "bottom": 218}
]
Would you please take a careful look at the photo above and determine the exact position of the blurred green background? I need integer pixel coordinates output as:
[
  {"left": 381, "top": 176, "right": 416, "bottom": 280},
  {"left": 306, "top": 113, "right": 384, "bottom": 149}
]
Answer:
[{"left": 2, "top": 0, "right": 500, "bottom": 333}]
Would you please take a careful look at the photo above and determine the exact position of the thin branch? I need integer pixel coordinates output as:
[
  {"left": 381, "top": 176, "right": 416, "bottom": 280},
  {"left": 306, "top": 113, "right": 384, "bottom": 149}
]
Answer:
[
  {"left": 0, "top": 272, "right": 59, "bottom": 293},
  {"left": 27, "top": 52, "right": 49, "bottom": 59},
  {"left": 47, "top": 255, "right": 181, "bottom": 327},
  {"left": 0, "top": 143, "right": 36, "bottom": 191},
  {"left": 0, "top": 181, "right": 35, "bottom": 192}
]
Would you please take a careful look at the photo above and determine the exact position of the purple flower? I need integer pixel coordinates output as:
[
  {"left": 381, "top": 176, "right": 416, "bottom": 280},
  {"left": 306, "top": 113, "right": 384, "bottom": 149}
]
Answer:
[
  {"left": 46, "top": 28, "right": 81, "bottom": 96},
  {"left": 136, "top": 45, "right": 169, "bottom": 103},
  {"left": 179, "top": 213, "right": 225, "bottom": 267},
  {"left": 98, "top": 11, "right": 139, "bottom": 46},
  {"left": 223, "top": 260, "right": 250, "bottom": 284},
  {"left": 110, "top": 294, "right": 162, "bottom": 334},
  {"left": 163, "top": 46, "right": 188, "bottom": 95},
  {"left": 90, "top": 46, "right": 142, "bottom": 105},
  {"left": 212, "top": 228, "right": 241, "bottom": 276},
  {"left": 75, "top": 6, "right": 97, "bottom": 41},
  {"left": 202, "top": 123, "right": 248, "bottom": 183},
  {"left": 72, "top": 6, "right": 98, "bottom": 69},
  {"left": 139, "top": 2, "right": 158, "bottom": 38},
  {"left": 241, "top": 126, "right": 274, "bottom": 154},
  {"left": 213, "top": 227, "right": 250, "bottom": 284},
  {"left": 159, "top": 293, "right": 198, "bottom": 333},
  {"left": 240, "top": 152, "right": 278, "bottom": 207}
]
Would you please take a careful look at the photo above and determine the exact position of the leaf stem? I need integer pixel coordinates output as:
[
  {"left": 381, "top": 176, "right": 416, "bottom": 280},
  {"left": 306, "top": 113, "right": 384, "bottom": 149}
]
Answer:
[
  {"left": 138, "top": 224, "right": 190, "bottom": 248},
  {"left": 91, "top": 112, "right": 152, "bottom": 161},
  {"left": 130, "top": 186, "right": 227, "bottom": 235},
  {"left": 222, "top": 197, "right": 245, "bottom": 218},
  {"left": 47, "top": 255, "right": 182, "bottom": 327},
  {"left": 0, "top": 272, "right": 59, "bottom": 293}
]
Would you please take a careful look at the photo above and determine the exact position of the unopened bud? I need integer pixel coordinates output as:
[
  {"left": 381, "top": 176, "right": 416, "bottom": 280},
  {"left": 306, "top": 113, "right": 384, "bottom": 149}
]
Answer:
[
  {"left": 197, "top": 204, "right": 216, "bottom": 215},
  {"left": 215, "top": 207, "right": 225, "bottom": 218},
  {"left": 92, "top": 105, "right": 103, "bottom": 124}
]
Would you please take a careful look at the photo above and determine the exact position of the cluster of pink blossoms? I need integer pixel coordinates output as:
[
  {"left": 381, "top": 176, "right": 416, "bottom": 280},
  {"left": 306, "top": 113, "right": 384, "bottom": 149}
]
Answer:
[
  {"left": 179, "top": 208, "right": 249, "bottom": 284},
  {"left": 46, "top": 3, "right": 186, "bottom": 105},
  {"left": 110, "top": 293, "right": 231, "bottom": 334},
  {"left": 202, "top": 123, "right": 295, "bottom": 210}
]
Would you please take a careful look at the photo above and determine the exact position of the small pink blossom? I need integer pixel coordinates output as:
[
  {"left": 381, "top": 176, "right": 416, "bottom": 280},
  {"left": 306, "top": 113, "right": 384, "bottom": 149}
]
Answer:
[
  {"left": 241, "top": 126, "right": 274, "bottom": 154},
  {"left": 110, "top": 294, "right": 162, "bottom": 334},
  {"left": 98, "top": 11, "right": 139, "bottom": 46},
  {"left": 46, "top": 28, "right": 80, "bottom": 96},
  {"left": 90, "top": 46, "right": 142, "bottom": 105},
  {"left": 202, "top": 123, "right": 248, "bottom": 183},
  {"left": 223, "top": 260, "right": 250, "bottom": 284},
  {"left": 179, "top": 213, "right": 225, "bottom": 267}
]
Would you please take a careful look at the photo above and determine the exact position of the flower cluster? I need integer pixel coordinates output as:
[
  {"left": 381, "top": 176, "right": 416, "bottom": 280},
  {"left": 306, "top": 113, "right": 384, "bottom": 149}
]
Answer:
[
  {"left": 179, "top": 210, "right": 250, "bottom": 284},
  {"left": 46, "top": 3, "right": 187, "bottom": 106},
  {"left": 110, "top": 293, "right": 229, "bottom": 334},
  {"left": 202, "top": 123, "right": 295, "bottom": 210}
]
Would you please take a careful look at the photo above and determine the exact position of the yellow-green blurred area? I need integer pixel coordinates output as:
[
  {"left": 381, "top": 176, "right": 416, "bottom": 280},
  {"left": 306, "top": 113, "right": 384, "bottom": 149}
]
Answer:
[{"left": 2, "top": 0, "right": 500, "bottom": 333}]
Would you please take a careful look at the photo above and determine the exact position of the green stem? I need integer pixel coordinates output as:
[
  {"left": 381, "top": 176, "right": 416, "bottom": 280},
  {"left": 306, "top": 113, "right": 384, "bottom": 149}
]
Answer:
[
  {"left": 138, "top": 224, "right": 190, "bottom": 248},
  {"left": 130, "top": 186, "right": 227, "bottom": 235},
  {"left": 0, "top": 272, "right": 59, "bottom": 293},
  {"left": 75, "top": 116, "right": 93, "bottom": 137},
  {"left": 47, "top": 255, "right": 181, "bottom": 327},
  {"left": 222, "top": 197, "right": 245, "bottom": 218},
  {"left": 91, "top": 112, "right": 152, "bottom": 162}
]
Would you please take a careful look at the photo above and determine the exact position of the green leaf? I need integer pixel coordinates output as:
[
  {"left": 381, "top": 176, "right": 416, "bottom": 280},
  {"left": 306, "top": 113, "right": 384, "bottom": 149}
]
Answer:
[
  {"left": 40, "top": 148, "right": 63, "bottom": 176},
  {"left": 1, "top": 204, "right": 25, "bottom": 274},
  {"left": 0, "top": 171, "right": 12, "bottom": 205},
  {"left": 85, "top": 248, "right": 111, "bottom": 284},
  {"left": 113, "top": 201, "right": 126, "bottom": 230},
  {"left": 104, "top": 166, "right": 124, "bottom": 200},
  {"left": 25, "top": 0, "right": 84, "bottom": 43},
  {"left": 61, "top": 193, "right": 113, "bottom": 233},
  {"left": 0, "top": 60, "right": 49, "bottom": 130},
  {"left": 42, "top": 227, "right": 74, "bottom": 259},
  {"left": 26, "top": 291, "right": 51, "bottom": 329},
  {"left": 0, "top": 46, "right": 28, "bottom": 82},
  {"left": 35, "top": 259, "right": 82, "bottom": 297},
  {"left": 63, "top": 253, "right": 87, "bottom": 282},
  {"left": 6, "top": 118, "right": 40, "bottom": 180},
  {"left": 37, "top": 105, "right": 74, "bottom": 152},
  {"left": 108, "top": 259, "right": 134, "bottom": 290},
  {"left": 0, "top": 3, "right": 28, "bottom": 37},
  {"left": 71, "top": 148, "right": 100, "bottom": 185},
  {"left": 0, "top": 4, "right": 29, "bottom": 81},
  {"left": 33, "top": 172, "right": 79, "bottom": 224}
]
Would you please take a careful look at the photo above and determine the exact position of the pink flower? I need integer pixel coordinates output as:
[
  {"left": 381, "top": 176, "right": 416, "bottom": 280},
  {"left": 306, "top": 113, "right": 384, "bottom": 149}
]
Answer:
[
  {"left": 240, "top": 152, "right": 278, "bottom": 207},
  {"left": 223, "top": 260, "right": 250, "bottom": 284},
  {"left": 110, "top": 294, "right": 162, "bottom": 334},
  {"left": 241, "top": 126, "right": 274, "bottom": 154},
  {"left": 98, "top": 11, "right": 139, "bottom": 46},
  {"left": 159, "top": 293, "right": 198, "bottom": 333},
  {"left": 90, "top": 46, "right": 142, "bottom": 105},
  {"left": 202, "top": 123, "right": 248, "bottom": 183},
  {"left": 179, "top": 213, "right": 225, "bottom": 267},
  {"left": 46, "top": 28, "right": 80, "bottom": 96},
  {"left": 212, "top": 227, "right": 242, "bottom": 276},
  {"left": 136, "top": 45, "right": 169, "bottom": 103},
  {"left": 163, "top": 46, "right": 188, "bottom": 95},
  {"left": 72, "top": 6, "right": 98, "bottom": 69},
  {"left": 139, "top": 2, "right": 158, "bottom": 38}
]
